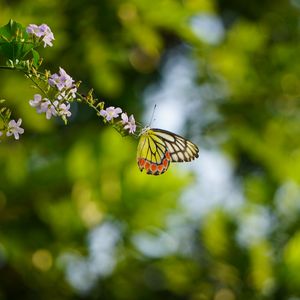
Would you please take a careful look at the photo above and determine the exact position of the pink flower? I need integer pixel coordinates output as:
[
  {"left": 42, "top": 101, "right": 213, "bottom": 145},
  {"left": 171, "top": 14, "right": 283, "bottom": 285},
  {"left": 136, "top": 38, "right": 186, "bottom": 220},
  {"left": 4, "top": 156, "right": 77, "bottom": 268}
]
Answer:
[
  {"left": 42, "top": 34, "right": 54, "bottom": 47},
  {"left": 121, "top": 112, "right": 129, "bottom": 124},
  {"left": 58, "top": 67, "right": 74, "bottom": 89},
  {"left": 6, "top": 119, "right": 24, "bottom": 140},
  {"left": 121, "top": 112, "right": 136, "bottom": 134},
  {"left": 40, "top": 24, "right": 55, "bottom": 47},
  {"left": 40, "top": 100, "right": 58, "bottom": 119},
  {"left": 26, "top": 24, "right": 44, "bottom": 37},
  {"left": 58, "top": 102, "right": 72, "bottom": 118},
  {"left": 100, "top": 106, "right": 122, "bottom": 121},
  {"left": 26, "top": 23, "right": 55, "bottom": 47},
  {"left": 29, "top": 94, "right": 45, "bottom": 113},
  {"left": 29, "top": 93, "right": 72, "bottom": 120},
  {"left": 49, "top": 68, "right": 74, "bottom": 91}
]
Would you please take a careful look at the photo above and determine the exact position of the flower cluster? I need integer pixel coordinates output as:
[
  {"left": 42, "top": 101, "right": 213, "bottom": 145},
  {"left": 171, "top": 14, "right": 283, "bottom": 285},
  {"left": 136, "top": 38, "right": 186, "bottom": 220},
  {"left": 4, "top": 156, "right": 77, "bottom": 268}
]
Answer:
[
  {"left": 29, "top": 68, "right": 76, "bottom": 121},
  {"left": 29, "top": 94, "right": 71, "bottom": 120},
  {"left": 48, "top": 67, "right": 76, "bottom": 95},
  {"left": 100, "top": 106, "right": 136, "bottom": 134},
  {"left": 49, "top": 67, "right": 77, "bottom": 101},
  {"left": 26, "top": 24, "right": 55, "bottom": 47},
  {"left": 1, "top": 22, "right": 138, "bottom": 141}
]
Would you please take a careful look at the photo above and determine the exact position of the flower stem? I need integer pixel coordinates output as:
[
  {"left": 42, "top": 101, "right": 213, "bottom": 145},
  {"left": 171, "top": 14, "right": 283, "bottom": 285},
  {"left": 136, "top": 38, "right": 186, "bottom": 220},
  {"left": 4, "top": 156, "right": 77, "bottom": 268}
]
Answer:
[{"left": 0, "top": 66, "right": 16, "bottom": 71}]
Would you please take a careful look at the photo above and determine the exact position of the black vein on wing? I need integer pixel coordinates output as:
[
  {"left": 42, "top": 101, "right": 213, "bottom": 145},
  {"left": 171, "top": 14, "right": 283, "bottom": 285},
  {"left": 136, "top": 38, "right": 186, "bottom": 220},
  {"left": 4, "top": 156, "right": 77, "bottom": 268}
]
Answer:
[
  {"left": 162, "top": 136, "right": 198, "bottom": 162},
  {"left": 148, "top": 135, "right": 166, "bottom": 164}
]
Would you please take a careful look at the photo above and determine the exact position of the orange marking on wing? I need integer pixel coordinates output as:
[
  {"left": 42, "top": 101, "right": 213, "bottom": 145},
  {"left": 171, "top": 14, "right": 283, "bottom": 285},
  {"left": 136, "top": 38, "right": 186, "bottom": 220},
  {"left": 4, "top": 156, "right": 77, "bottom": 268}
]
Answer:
[
  {"left": 165, "top": 151, "right": 171, "bottom": 160},
  {"left": 138, "top": 158, "right": 145, "bottom": 167},
  {"left": 163, "top": 159, "right": 169, "bottom": 168},
  {"left": 151, "top": 164, "right": 158, "bottom": 173},
  {"left": 144, "top": 161, "right": 151, "bottom": 171},
  {"left": 158, "top": 164, "right": 164, "bottom": 173}
]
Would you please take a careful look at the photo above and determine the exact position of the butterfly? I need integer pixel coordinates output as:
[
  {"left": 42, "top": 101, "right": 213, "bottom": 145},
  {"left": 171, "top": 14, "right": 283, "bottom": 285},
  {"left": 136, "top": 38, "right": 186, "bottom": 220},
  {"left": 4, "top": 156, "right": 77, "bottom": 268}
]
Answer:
[{"left": 137, "top": 127, "right": 199, "bottom": 175}]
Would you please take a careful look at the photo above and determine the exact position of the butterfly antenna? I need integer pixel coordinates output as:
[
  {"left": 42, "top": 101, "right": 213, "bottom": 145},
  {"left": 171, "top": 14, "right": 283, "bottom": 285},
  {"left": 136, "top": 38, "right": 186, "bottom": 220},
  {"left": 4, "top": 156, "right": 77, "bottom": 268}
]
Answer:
[{"left": 148, "top": 104, "right": 157, "bottom": 127}]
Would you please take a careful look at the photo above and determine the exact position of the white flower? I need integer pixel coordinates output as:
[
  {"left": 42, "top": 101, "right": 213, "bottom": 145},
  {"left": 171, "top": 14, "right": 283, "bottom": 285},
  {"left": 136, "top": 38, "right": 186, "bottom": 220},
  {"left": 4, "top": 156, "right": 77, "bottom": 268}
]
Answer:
[{"left": 6, "top": 119, "right": 24, "bottom": 140}]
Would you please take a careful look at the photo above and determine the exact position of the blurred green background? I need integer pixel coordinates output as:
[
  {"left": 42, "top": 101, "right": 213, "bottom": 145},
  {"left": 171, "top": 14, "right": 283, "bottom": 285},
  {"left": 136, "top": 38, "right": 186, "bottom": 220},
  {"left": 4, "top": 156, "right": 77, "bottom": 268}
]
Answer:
[{"left": 1, "top": 0, "right": 300, "bottom": 299}]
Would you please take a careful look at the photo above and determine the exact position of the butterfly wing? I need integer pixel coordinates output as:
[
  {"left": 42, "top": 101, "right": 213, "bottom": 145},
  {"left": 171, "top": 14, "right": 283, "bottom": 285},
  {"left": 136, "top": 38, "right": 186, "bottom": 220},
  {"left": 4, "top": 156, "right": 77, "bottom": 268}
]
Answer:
[
  {"left": 151, "top": 128, "right": 199, "bottom": 162},
  {"left": 137, "top": 128, "right": 171, "bottom": 175},
  {"left": 137, "top": 127, "right": 199, "bottom": 175}
]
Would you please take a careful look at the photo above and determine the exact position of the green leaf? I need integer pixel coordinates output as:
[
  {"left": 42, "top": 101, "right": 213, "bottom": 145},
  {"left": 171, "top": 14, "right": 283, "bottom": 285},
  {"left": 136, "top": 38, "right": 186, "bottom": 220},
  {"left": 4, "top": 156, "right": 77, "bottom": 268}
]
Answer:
[
  {"left": 0, "top": 19, "right": 32, "bottom": 61},
  {"left": 0, "top": 19, "right": 27, "bottom": 42}
]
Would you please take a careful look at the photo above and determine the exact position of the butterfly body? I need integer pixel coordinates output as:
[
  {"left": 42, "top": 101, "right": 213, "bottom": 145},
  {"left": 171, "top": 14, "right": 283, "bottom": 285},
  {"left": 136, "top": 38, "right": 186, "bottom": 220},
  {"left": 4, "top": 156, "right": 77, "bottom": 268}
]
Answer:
[{"left": 137, "top": 127, "right": 199, "bottom": 175}]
